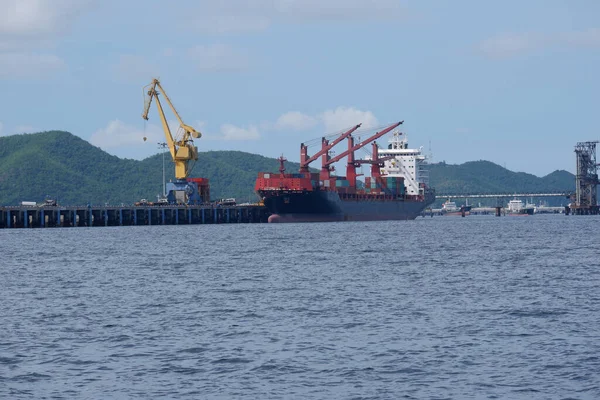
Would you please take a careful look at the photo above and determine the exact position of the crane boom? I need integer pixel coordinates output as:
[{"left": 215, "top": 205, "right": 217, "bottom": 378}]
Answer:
[
  {"left": 300, "top": 124, "right": 362, "bottom": 169},
  {"left": 353, "top": 156, "right": 395, "bottom": 165},
  {"left": 142, "top": 78, "right": 201, "bottom": 179},
  {"left": 325, "top": 121, "right": 403, "bottom": 165}
]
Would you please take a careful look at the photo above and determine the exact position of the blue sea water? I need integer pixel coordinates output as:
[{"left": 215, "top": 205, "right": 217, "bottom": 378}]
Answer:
[{"left": 1, "top": 215, "right": 599, "bottom": 399}]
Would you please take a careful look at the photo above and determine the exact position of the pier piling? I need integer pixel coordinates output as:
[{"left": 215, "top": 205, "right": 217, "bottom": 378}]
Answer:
[{"left": 0, "top": 204, "right": 269, "bottom": 229}]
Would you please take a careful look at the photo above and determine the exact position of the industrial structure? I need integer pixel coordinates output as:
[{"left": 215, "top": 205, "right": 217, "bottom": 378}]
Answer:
[
  {"left": 0, "top": 203, "right": 269, "bottom": 229},
  {"left": 571, "top": 141, "right": 599, "bottom": 215},
  {"left": 142, "top": 78, "right": 209, "bottom": 205},
  {"left": 432, "top": 140, "right": 600, "bottom": 216}
]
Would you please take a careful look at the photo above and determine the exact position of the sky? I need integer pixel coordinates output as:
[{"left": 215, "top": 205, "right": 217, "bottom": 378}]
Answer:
[{"left": 0, "top": 0, "right": 598, "bottom": 176}]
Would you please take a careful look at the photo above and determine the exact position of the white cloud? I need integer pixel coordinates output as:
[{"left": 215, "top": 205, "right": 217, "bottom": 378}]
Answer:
[
  {"left": 0, "top": 0, "right": 93, "bottom": 79},
  {"left": 187, "top": 44, "right": 249, "bottom": 72},
  {"left": 275, "top": 111, "right": 318, "bottom": 131},
  {"left": 0, "top": 0, "right": 93, "bottom": 49},
  {"left": 219, "top": 124, "right": 260, "bottom": 140},
  {"left": 113, "top": 54, "right": 160, "bottom": 82},
  {"left": 91, "top": 106, "right": 381, "bottom": 158},
  {"left": 320, "top": 107, "right": 379, "bottom": 133},
  {"left": 91, "top": 119, "right": 160, "bottom": 148},
  {"left": 261, "top": 107, "right": 380, "bottom": 135},
  {"left": 0, "top": 52, "right": 65, "bottom": 78},
  {"left": 186, "top": 1, "right": 407, "bottom": 34},
  {"left": 91, "top": 119, "right": 207, "bottom": 159},
  {"left": 478, "top": 28, "right": 600, "bottom": 59}
]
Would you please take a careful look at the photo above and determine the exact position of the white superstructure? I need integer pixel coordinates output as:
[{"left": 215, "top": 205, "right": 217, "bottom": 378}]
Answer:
[
  {"left": 441, "top": 200, "right": 459, "bottom": 213},
  {"left": 507, "top": 197, "right": 536, "bottom": 213},
  {"left": 507, "top": 198, "right": 524, "bottom": 212},
  {"left": 377, "top": 130, "right": 429, "bottom": 196}
]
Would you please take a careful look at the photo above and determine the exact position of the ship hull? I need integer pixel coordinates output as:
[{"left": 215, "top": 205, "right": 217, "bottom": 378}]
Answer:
[
  {"left": 441, "top": 205, "right": 472, "bottom": 216},
  {"left": 442, "top": 211, "right": 471, "bottom": 217},
  {"left": 262, "top": 190, "right": 434, "bottom": 223},
  {"left": 507, "top": 208, "right": 535, "bottom": 216}
]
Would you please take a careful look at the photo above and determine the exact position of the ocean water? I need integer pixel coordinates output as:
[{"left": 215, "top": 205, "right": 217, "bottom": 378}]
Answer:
[{"left": 1, "top": 215, "right": 599, "bottom": 399}]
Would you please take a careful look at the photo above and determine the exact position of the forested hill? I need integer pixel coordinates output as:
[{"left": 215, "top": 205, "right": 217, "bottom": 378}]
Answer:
[
  {"left": 428, "top": 161, "right": 574, "bottom": 195},
  {"left": 0, "top": 131, "right": 576, "bottom": 206},
  {"left": 0, "top": 131, "right": 303, "bottom": 205}
]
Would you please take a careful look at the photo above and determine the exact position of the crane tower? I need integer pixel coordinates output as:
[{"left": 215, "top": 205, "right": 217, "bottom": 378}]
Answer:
[
  {"left": 572, "top": 141, "right": 600, "bottom": 215},
  {"left": 142, "top": 78, "right": 208, "bottom": 205}
]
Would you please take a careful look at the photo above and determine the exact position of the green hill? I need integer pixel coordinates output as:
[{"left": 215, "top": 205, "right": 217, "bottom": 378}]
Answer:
[
  {"left": 0, "top": 131, "right": 577, "bottom": 206},
  {"left": 428, "top": 160, "right": 574, "bottom": 194},
  {"left": 0, "top": 131, "right": 303, "bottom": 205}
]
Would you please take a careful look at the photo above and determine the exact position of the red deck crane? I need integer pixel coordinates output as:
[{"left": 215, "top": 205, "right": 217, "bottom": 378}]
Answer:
[
  {"left": 299, "top": 124, "right": 362, "bottom": 173},
  {"left": 321, "top": 121, "right": 403, "bottom": 183},
  {"left": 348, "top": 142, "right": 395, "bottom": 188}
]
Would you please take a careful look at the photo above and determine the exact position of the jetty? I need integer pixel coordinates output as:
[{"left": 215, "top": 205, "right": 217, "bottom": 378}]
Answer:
[{"left": 0, "top": 204, "right": 270, "bottom": 229}]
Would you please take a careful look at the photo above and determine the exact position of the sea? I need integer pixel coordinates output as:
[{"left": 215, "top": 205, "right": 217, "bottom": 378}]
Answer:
[{"left": 1, "top": 215, "right": 599, "bottom": 399}]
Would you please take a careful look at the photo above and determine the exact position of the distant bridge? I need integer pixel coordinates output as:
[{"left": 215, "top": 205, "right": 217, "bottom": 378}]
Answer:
[{"left": 435, "top": 193, "right": 571, "bottom": 199}]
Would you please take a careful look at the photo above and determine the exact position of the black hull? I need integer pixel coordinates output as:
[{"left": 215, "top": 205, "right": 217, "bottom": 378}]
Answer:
[{"left": 260, "top": 190, "right": 434, "bottom": 223}]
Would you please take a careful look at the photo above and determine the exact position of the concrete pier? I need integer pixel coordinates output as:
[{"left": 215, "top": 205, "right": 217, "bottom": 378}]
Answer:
[{"left": 0, "top": 204, "right": 270, "bottom": 229}]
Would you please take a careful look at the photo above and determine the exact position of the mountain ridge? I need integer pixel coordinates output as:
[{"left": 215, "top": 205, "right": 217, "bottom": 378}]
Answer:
[{"left": 0, "top": 131, "right": 576, "bottom": 206}]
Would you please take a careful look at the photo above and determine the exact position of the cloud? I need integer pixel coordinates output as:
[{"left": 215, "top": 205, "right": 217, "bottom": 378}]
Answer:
[
  {"left": 219, "top": 124, "right": 260, "bottom": 140},
  {"left": 320, "top": 107, "right": 379, "bottom": 133},
  {"left": 187, "top": 44, "right": 249, "bottom": 72},
  {"left": 113, "top": 54, "right": 160, "bottom": 82},
  {"left": 478, "top": 28, "right": 600, "bottom": 59},
  {"left": 91, "top": 119, "right": 168, "bottom": 159},
  {"left": 0, "top": 0, "right": 93, "bottom": 78},
  {"left": 186, "top": 0, "right": 407, "bottom": 34},
  {"left": 275, "top": 111, "right": 318, "bottom": 131},
  {"left": 201, "top": 123, "right": 260, "bottom": 141},
  {"left": 264, "top": 107, "right": 380, "bottom": 135},
  {"left": 0, "top": 52, "right": 65, "bottom": 79},
  {"left": 0, "top": 0, "right": 94, "bottom": 49},
  {"left": 91, "top": 106, "right": 381, "bottom": 159},
  {"left": 92, "top": 119, "right": 211, "bottom": 158},
  {"left": 91, "top": 120, "right": 160, "bottom": 148}
]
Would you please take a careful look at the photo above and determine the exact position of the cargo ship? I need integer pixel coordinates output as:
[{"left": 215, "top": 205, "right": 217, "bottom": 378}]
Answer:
[{"left": 255, "top": 121, "right": 435, "bottom": 223}]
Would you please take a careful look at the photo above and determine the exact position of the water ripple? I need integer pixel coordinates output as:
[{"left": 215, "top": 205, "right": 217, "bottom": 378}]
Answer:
[{"left": 1, "top": 216, "right": 600, "bottom": 398}]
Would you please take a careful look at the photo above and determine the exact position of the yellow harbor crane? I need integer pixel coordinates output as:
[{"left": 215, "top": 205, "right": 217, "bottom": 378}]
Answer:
[
  {"left": 142, "top": 78, "right": 201, "bottom": 179},
  {"left": 141, "top": 78, "right": 206, "bottom": 204}
]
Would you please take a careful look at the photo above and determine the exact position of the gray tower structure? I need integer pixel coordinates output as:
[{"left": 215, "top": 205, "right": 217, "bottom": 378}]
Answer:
[{"left": 572, "top": 141, "right": 599, "bottom": 215}]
